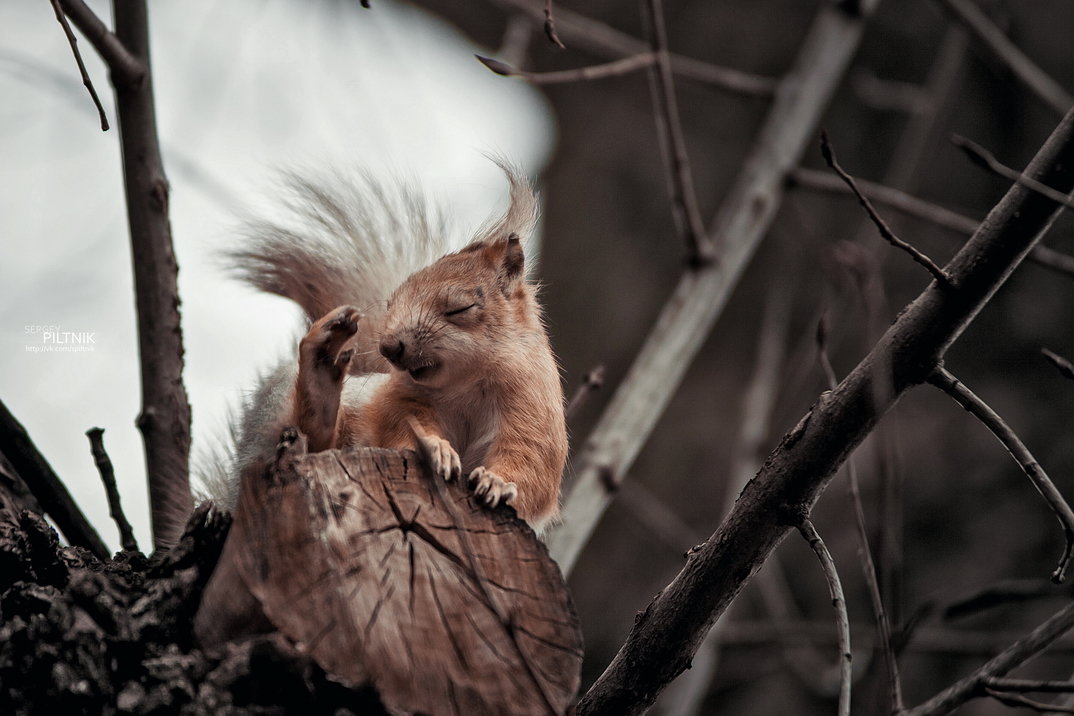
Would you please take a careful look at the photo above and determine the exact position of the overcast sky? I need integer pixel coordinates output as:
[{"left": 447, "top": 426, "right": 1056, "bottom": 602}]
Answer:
[{"left": 0, "top": 0, "right": 553, "bottom": 551}]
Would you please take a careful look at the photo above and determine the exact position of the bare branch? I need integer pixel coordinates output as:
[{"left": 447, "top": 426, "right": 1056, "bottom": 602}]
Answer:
[
  {"left": 476, "top": 53, "right": 655, "bottom": 85},
  {"left": 953, "top": 134, "right": 1074, "bottom": 211},
  {"left": 110, "top": 2, "right": 193, "bottom": 549},
  {"left": 576, "top": 105, "right": 1074, "bottom": 716},
  {"left": 718, "top": 619, "right": 1074, "bottom": 656},
  {"left": 56, "top": 0, "right": 143, "bottom": 85},
  {"left": 983, "top": 678, "right": 1074, "bottom": 694},
  {"left": 85, "top": 428, "right": 138, "bottom": 553},
  {"left": 549, "top": 0, "right": 885, "bottom": 576},
  {"left": 906, "top": 601, "right": 1074, "bottom": 715},
  {"left": 984, "top": 688, "right": 1074, "bottom": 714},
  {"left": 485, "top": 0, "right": 777, "bottom": 97},
  {"left": 819, "top": 132, "right": 951, "bottom": 286},
  {"left": 928, "top": 366, "right": 1074, "bottom": 583},
  {"left": 938, "top": 0, "right": 1073, "bottom": 115},
  {"left": 1043, "top": 347, "right": 1074, "bottom": 380},
  {"left": 542, "top": 0, "right": 564, "bottom": 49},
  {"left": 643, "top": 0, "right": 711, "bottom": 264},
  {"left": 565, "top": 365, "right": 606, "bottom": 420},
  {"left": 789, "top": 167, "right": 1074, "bottom": 277},
  {"left": 0, "top": 398, "right": 109, "bottom": 560},
  {"left": 49, "top": 0, "right": 108, "bottom": 130},
  {"left": 817, "top": 314, "right": 904, "bottom": 712},
  {"left": 790, "top": 167, "right": 976, "bottom": 234},
  {"left": 797, "top": 518, "right": 852, "bottom": 716}
]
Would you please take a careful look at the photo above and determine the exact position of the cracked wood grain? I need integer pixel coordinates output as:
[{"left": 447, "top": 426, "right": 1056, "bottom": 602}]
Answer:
[{"left": 196, "top": 437, "right": 581, "bottom": 715}]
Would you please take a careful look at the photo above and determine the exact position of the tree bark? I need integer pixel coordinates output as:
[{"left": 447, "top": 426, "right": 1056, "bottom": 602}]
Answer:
[
  {"left": 197, "top": 435, "right": 583, "bottom": 716},
  {"left": 577, "top": 105, "right": 1074, "bottom": 716}
]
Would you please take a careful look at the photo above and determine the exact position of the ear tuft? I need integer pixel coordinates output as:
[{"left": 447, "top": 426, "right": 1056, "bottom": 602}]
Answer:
[
  {"left": 486, "top": 233, "right": 525, "bottom": 295},
  {"left": 502, "top": 233, "right": 525, "bottom": 281}
]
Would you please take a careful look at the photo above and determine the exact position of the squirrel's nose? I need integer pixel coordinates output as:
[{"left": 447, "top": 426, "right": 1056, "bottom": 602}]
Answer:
[{"left": 379, "top": 338, "right": 405, "bottom": 364}]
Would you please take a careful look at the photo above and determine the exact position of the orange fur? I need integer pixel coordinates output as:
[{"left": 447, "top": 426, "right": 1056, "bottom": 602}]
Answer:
[{"left": 292, "top": 236, "right": 567, "bottom": 531}]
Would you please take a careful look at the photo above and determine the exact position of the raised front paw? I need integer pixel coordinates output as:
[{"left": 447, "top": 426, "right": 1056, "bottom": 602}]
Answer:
[
  {"left": 300, "top": 305, "right": 361, "bottom": 381},
  {"left": 468, "top": 467, "right": 518, "bottom": 509},
  {"left": 416, "top": 433, "right": 462, "bottom": 482}
]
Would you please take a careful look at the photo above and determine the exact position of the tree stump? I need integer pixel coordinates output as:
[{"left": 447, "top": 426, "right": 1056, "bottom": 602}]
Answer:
[{"left": 196, "top": 431, "right": 583, "bottom": 716}]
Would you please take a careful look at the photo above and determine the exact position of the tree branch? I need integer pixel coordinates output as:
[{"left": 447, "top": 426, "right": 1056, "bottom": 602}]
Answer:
[
  {"left": 549, "top": 0, "right": 885, "bottom": 575},
  {"left": 820, "top": 132, "right": 951, "bottom": 285},
  {"left": 110, "top": 1, "right": 193, "bottom": 550},
  {"left": 1042, "top": 348, "right": 1074, "bottom": 380},
  {"left": 576, "top": 104, "right": 1074, "bottom": 716},
  {"left": 953, "top": 134, "right": 1074, "bottom": 211},
  {"left": 476, "top": 53, "right": 655, "bottom": 84},
  {"left": 0, "top": 398, "right": 109, "bottom": 560},
  {"left": 565, "top": 365, "right": 606, "bottom": 421},
  {"left": 983, "top": 677, "right": 1074, "bottom": 694},
  {"left": 484, "top": 0, "right": 777, "bottom": 97},
  {"left": 906, "top": 600, "right": 1074, "bottom": 715},
  {"left": 541, "top": 0, "right": 564, "bottom": 49},
  {"left": 818, "top": 315, "right": 904, "bottom": 712},
  {"left": 85, "top": 427, "right": 138, "bottom": 552},
  {"left": 937, "top": 0, "right": 1073, "bottom": 115},
  {"left": 797, "top": 518, "right": 852, "bottom": 716},
  {"left": 49, "top": 0, "right": 109, "bottom": 130},
  {"left": 56, "top": 0, "right": 144, "bottom": 85},
  {"left": 928, "top": 366, "right": 1074, "bottom": 583},
  {"left": 788, "top": 167, "right": 1074, "bottom": 277},
  {"left": 642, "top": 0, "right": 711, "bottom": 264}
]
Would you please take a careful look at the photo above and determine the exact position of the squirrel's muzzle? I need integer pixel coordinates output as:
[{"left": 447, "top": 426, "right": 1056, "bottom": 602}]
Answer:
[{"left": 379, "top": 337, "right": 406, "bottom": 365}]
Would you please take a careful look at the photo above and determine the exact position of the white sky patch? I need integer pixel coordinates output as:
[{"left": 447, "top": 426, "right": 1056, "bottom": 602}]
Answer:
[{"left": 0, "top": 0, "right": 553, "bottom": 552}]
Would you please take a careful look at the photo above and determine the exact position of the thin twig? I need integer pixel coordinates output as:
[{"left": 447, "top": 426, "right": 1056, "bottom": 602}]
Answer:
[
  {"left": 476, "top": 53, "right": 655, "bottom": 85},
  {"left": 941, "top": 580, "right": 1062, "bottom": 622},
  {"left": 49, "top": 0, "right": 108, "bottom": 130},
  {"left": 817, "top": 314, "right": 905, "bottom": 713},
  {"left": 929, "top": 366, "right": 1074, "bottom": 583},
  {"left": 56, "top": 0, "right": 143, "bottom": 85},
  {"left": 85, "top": 427, "right": 138, "bottom": 552},
  {"left": 796, "top": 518, "right": 852, "bottom": 716},
  {"left": 819, "top": 132, "right": 951, "bottom": 286},
  {"left": 953, "top": 134, "right": 1074, "bottom": 211},
  {"left": 643, "top": 0, "right": 711, "bottom": 265},
  {"left": 789, "top": 167, "right": 1074, "bottom": 277},
  {"left": 1043, "top": 348, "right": 1074, "bottom": 380},
  {"left": 565, "top": 365, "right": 606, "bottom": 421},
  {"left": 984, "top": 688, "right": 1074, "bottom": 714},
  {"left": 983, "top": 677, "right": 1074, "bottom": 694},
  {"left": 937, "top": 0, "right": 1073, "bottom": 115},
  {"left": 0, "top": 398, "right": 109, "bottom": 560},
  {"left": 717, "top": 619, "right": 1074, "bottom": 656},
  {"left": 485, "top": 0, "right": 777, "bottom": 97},
  {"left": 543, "top": 0, "right": 564, "bottom": 49}
]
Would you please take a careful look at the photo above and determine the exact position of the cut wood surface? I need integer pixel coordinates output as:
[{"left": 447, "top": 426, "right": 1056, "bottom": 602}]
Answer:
[{"left": 197, "top": 434, "right": 583, "bottom": 716}]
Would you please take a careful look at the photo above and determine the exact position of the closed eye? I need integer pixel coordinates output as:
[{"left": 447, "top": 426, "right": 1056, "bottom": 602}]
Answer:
[{"left": 444, "top": 304, "right": 476, "bottom": 316}]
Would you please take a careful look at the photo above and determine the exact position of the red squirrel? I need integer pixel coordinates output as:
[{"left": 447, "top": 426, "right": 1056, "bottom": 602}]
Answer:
[{"left": 227, "top": 164, "right": 567, "bottom": 531}]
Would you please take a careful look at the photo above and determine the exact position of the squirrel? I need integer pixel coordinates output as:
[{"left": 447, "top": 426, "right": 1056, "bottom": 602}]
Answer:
[{"left": 222, "top": 163, "right": 567, "bottom": 532}]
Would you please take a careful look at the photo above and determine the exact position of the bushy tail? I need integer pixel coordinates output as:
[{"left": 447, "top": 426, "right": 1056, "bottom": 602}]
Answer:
[{"left": 226, "top": 160, "right": 539, "bottom": 326}]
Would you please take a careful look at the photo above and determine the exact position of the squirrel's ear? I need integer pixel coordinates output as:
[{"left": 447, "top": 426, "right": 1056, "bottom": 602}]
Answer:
[{"left": 489, "top": 233, "right": 525, "bottom": 294}]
